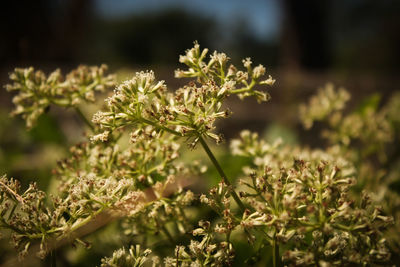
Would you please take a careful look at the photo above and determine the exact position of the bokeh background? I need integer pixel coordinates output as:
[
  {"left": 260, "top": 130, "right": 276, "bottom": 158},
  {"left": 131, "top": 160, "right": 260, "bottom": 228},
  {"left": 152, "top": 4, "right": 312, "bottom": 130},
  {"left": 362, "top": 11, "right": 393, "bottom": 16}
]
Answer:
[{"left": 0, "top": 0, "right": 399, "bottom": 265}]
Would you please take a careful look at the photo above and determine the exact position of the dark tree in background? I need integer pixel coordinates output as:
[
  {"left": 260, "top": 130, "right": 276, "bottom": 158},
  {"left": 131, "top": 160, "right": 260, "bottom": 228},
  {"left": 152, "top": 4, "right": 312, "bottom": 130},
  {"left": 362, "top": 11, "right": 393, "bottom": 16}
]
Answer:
[
  {"left": 280, "top": 0, "right": 400, "bottom": 73},
  {"left": 83, "top": 9, "right": 217, "bottom": 65},
  {"left": 280, "top": 0, "right": 331, "bottom": 70},
  {"left": 2, "top": 0, "right": 399, "bottom": 73},
  {"left": 0, "top": 0, "right": 93, "bottom": 66}
]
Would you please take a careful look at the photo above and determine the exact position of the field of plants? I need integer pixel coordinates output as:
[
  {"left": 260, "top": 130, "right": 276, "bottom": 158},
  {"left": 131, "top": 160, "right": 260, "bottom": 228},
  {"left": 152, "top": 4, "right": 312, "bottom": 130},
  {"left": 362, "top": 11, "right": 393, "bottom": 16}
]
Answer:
[{"left": 1, "top": 42, "right": 399, "bottom": 266}]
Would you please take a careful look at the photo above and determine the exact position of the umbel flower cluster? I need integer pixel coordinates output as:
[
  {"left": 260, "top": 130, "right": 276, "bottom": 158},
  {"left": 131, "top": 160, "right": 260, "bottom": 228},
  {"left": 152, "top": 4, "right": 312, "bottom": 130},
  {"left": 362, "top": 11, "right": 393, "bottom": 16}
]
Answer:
[
  {"left": 92, "top": 42, "right": 274, "bottom": 147},
  {"left": 1, "top": 43, "right": 399, "bottom": 266},
  {"left": 5, "top": 65, "right": 116, "bottom": 129}
]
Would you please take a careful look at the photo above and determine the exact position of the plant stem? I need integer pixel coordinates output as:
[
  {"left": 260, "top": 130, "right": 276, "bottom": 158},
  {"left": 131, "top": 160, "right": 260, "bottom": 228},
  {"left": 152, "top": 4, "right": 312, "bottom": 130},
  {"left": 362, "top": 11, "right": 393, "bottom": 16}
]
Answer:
[
  {"left": 198, "top": 136, "right": 245, "bottom": 211},
  {"left": 272, "top": 235, "right": 278, "bottom": 267},
  {"left": 75, "top": 107, "right": 94, "bottom": 132},
  {"left": 138, "top": 117, "right": 182, "bottom": 136},
  {"left": 26, "top": 207, "right": 106, "bottom": 240},
  {"left": 229, "top": 80, "right": 256, "bottom": 94},
  {"left": 271, "top": 231, "right": 282, "bottom": 267},
  {"left": 0, "top": 180, "right": 25, "bottom": 204}
]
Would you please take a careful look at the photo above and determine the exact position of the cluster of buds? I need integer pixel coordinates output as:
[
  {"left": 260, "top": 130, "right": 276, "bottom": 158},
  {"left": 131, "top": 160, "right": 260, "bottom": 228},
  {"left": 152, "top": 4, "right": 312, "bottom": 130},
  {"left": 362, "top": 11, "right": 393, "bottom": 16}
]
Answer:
[
  {"left": 300, "top": 83, "right": 400, "bottom": 258},
  {"left": 93, "top": 42, "right": 275, "bottom": 147},
  {"left": 55, "top": 131, "right": 182, "bottom": 190},
  {"left": 5, "top": 65, "right": 115, "bottom": 129},
  {"left": 163, "top": 220, "right": 234, "bottom": 266},
  {"left": 122, "top": 173, "right": 195, "bottom": 239},
  {"left": 175, "top": 42, "right": 275, "bottom": 103},
  {"left": 200, "top": 182, "right": 238, "bottom": 235},
  {"left": 0, "top": 175, "right": 60, "bottom": 259},
  {"left": 299, "top": 84, "right": 398, "bottom": 161},
  {"left": 118, "top": 183, "right": 235, "bottom": 266},
  {"left": 299, "top": 83, "right": 350, "bottom": 129},
  {"left": 230, "top": 131, "right": 393, "bottom": 265},
  {"left": 0, "top": 172, "right": 145, "bottom": 259},
  {"left": 231, "top": 129, "right": 355, "bottom": 174},
  {"left": 100, "top": 244, "right": 152, "bottom": 267},
  {"left": 52, "top": 130, "right": 199, "bottom": 248}
]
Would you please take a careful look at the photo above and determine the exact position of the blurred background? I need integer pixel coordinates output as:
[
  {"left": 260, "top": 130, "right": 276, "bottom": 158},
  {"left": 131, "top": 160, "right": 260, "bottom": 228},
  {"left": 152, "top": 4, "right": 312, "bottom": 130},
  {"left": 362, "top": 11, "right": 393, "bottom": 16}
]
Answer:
[{"left": 0, "top": 0, "right": 400, "bottom": 265}]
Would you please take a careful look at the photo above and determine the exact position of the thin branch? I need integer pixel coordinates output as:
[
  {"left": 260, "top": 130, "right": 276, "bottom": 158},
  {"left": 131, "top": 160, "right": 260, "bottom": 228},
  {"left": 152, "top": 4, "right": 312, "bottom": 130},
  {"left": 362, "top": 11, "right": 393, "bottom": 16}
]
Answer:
[
  {"left": 0, "top": 180, "right": 25, "bottom": 204},
  {"left": 74, "top": 107, "right": 94, "bottom": 132},
  {"left": 198, "top": 136, "right": 246, "bottom": 211},
  {"left": 138, "top": 117, "right": 182, "bottom": 136}
]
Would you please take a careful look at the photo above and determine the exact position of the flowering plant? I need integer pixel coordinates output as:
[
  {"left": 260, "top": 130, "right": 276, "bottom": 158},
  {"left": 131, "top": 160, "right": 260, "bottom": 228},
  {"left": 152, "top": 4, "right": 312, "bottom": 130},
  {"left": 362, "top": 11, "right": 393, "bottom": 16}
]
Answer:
[{"left": 1, "top": 43, "right": 399, "bottom": 266}]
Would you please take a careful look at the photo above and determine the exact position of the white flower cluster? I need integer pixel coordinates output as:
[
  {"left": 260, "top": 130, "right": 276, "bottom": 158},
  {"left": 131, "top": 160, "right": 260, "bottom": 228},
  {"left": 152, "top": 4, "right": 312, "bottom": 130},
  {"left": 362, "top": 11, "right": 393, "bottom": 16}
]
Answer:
[
  {"left": 299, "top": 83, "right": 350, "bottom": 129},
  {"left": 93, "top": 42, "right": 275, "bottom": 147},
  {"left": 5, "top": 65, "right": 115, "bottom": 129},
  {"left": 230, "top": 131, "right": 393, "bottom": 266},
  {"left": 100, "top": 244, "right": 152, "bottom": 267}
]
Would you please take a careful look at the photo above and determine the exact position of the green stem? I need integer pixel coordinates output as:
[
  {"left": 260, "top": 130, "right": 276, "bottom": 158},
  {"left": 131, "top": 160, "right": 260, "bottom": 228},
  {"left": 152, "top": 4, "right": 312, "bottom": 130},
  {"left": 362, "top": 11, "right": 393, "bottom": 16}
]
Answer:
[
  {"left": 229, "top": 80, "right": 256, "bottom": 94},
  {"left": 333, "top": 223, "right": 353, "bottom": 231},
  {"left": 198, "top": 136, "right": 245, "bottom": 211},
  {"left": 229, "top": 87, "right": 251, "bottom": 94},
  {"left": 138, "top": 117, "right": 182, "bottom": 136},
  {"left": 272, "top": 234, "right": 279, "bottom": 267},
  {"left": 196, "top": 64, "right": 209, "bottom": 82},
  {"left": 74, "top": 107, "right": 94, "bottom": 132},
  {"left": 27, "top": 207, "right": 106, "bottom": 240}
]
